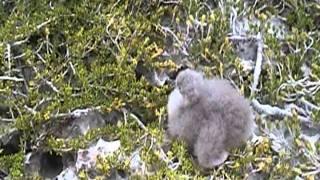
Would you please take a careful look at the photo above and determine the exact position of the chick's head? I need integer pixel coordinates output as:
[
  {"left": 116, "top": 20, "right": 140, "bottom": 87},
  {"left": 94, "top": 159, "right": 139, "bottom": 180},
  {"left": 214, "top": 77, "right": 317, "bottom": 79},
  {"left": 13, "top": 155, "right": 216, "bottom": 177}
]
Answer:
[{"left": 175, "top": 69, "right": 204, "bottom": 104}]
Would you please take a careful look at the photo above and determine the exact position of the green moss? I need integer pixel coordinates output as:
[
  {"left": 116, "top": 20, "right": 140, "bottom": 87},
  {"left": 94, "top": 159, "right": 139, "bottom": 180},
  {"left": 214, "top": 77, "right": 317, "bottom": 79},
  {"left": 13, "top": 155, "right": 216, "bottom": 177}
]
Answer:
[{"left": 0, "top": 151, "right": 24, "bottom": 178}]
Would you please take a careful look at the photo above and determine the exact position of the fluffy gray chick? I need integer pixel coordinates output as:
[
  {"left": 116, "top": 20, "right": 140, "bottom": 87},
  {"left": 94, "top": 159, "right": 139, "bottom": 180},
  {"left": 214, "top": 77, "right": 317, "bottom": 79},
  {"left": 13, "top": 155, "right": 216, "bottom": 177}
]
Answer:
[{"left": 166, "top": 69, "right": 254, "bottom": 169}]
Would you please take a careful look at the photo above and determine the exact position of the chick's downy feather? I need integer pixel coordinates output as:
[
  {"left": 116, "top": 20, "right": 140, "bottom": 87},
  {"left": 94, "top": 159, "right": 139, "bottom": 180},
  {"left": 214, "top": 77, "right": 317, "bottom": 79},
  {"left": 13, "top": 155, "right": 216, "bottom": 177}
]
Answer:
[{"left": 166, "top": 69, "right": 254, "bottom": 169}]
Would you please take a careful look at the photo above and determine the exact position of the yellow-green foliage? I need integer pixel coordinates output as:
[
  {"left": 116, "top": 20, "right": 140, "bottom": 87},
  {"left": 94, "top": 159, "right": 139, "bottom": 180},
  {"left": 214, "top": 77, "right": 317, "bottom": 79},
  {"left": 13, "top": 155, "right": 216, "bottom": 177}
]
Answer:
[{"left": 0, "top": 0, "right": 320, "bottom": 179}]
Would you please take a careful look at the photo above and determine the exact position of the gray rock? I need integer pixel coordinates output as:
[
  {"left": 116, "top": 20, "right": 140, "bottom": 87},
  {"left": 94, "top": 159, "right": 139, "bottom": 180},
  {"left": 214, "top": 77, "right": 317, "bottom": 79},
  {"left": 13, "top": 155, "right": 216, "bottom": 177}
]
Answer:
[
  {"left": 0, "top": 128, "right": 21, "bottom": 155},
  {"left": 54, "top": 138, "right": 121, "bottom": 179},
  {"left": 51, "top": 109, "right": 107, "bottom": 139},
  {"left": 25, "top": 151, "right": 64, "bottom": 178}
]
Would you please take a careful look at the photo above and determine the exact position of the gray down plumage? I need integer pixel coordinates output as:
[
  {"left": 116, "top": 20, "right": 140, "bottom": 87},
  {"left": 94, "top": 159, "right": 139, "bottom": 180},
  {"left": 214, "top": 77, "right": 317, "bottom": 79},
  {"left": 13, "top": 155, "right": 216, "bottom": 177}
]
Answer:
[{"left": 166, "top": 69, "right": 255, "bottom": 169}]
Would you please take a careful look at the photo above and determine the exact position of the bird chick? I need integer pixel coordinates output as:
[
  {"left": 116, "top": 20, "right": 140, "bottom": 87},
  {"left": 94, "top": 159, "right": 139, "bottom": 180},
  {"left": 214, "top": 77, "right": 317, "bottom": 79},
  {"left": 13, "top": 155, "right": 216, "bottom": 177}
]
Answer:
[
  {"left": 166, "top": 69, "right": 254, "bottom": 169},
  {"left": 175, "top": 69, "right": 204, "bottom": 104},
  {"left": 166, "top": 69, "right": 205, "bottom": 146}
]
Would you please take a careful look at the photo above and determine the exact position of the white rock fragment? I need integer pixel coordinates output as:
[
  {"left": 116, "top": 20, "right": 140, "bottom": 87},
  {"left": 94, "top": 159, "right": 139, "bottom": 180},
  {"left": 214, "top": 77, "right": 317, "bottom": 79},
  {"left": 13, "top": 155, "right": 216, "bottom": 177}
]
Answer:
[
  {"left": 268, "top": 129, "right": 292, "bottom": 153},
  {"left": 72, "top": 108, "right": 92, "bottom": 118},
  {"left": 301, "top": 63, "right": 312, "bottom": 77},
  {"left": 266, "top": 17, "right": 287, "bottom": 40},
  {"left": 240, "top": 60, "right": 255, "bottom": 71},
  {"left": 233, "top": 17, "right": 260, "bottom": 36},
  {"left": 129, "top": 150, "right": 143, "bottom": 172},
  {"left": 152, "top": 70, "right": 170, "bottom": 86},
  {"left": 56, "top": 167, "right": 77, "bottom": 180},
  {"left": 232, "top": 16, "right": 286, "bottom": 39},
  {"left": 76, "top": 138, "right": 121, "bottom": 170},
  {"left": 24, "top": 152, "right": 33, "bottom": 165}
]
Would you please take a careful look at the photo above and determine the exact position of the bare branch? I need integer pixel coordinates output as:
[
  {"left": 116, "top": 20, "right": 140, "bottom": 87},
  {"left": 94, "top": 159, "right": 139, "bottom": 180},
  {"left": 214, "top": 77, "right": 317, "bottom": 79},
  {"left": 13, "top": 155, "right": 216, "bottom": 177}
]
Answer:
[
  {"left": 302, "top": 168, "right": 320, "bottom": 177},
  {"left": 0, "top": 118, "right": 15, "bottom": 122},
  {"left": 5, "top": 43, "right": 12, "bottom": 75},
  {"left": 159, "top": 0, "right": 181, "bottom": 4},
  {"left": 52, "top": 107, "right": 102, "bottom": 119},
  {"left": 251, "top": 99, "right": 311, "bottom": 123},
  {"left": 12, "top": 38, "right": 29, "bottom": 46},
  {"left": 250, "top": 33, "right": 263, "bottom": 96},
  {"left": 300, "top": 98, "right": 320, "bottom": 111},
  {"left": 0, "top": 76, "right": 24, "bottom": 82},
  {"left": 13, "top": 53, "right": 26, "bottom": 60},
  {"left": 160, "top": 26, "right": 182, "bottom": 45},
  {"left": 129, "top": 112, "right": 147, "bottom": 131},
  {"left": 43, "top": 79, "right": 60, "bottom": 93},
  {"left": 227, "top": 34, "right": 260, "bottom": 41},
  {"left": 24, "top": 105, "right": 37, "bottom": 115},
  {"left": 36, "top": 19, "right": 53, "bottom": 29}
]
